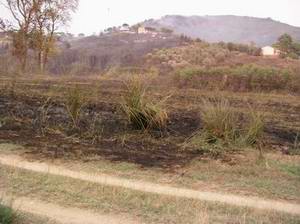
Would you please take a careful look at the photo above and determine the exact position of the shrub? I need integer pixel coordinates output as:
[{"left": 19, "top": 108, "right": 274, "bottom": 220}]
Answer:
[
  {"left": 188, "top": 98, "right": 264, "bottom": 156},
  {"left": 122, "top": 77, "right": 168, "bottom": 131},
  {"left": 0, "top": 203, "right": 15, "bottom": 224},
  {"left": 65, "top": 86, "right": 85, "bottom": 128}
]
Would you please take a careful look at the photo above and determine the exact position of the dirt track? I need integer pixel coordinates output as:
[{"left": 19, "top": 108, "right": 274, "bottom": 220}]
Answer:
[
  {"left": 1, "top": 194, "right": 139, "bottom": 224},
  {"left": 1, "top": 154, "right": 300, "bottom": 215}
]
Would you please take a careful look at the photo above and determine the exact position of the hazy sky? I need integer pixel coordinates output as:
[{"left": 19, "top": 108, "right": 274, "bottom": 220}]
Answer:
[{"left": 1, "top": 0, "right": 299, "bottom": 35}]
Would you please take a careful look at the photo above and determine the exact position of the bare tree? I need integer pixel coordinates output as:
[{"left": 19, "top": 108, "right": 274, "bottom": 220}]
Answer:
[{"left": 0, "top": 18, "right": 6, "bottom": 30}]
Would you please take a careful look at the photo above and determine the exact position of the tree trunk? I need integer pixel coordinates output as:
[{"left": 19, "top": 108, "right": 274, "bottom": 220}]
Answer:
[{"left": 38, "top": 50, "right": 44, "bottom": 73}]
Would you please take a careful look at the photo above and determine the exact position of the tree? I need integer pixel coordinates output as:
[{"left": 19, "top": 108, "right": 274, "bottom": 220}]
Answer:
[
  {"left": 273, "top": 34, "right": 300, "bottom": 59},
  {"left": 274, "top": 34, "right": 294, "bottom": 57},
  {"left": 3, "top": 0, "right": 37, "bottom": 71},
  {"left": 0, "top": 18, "right": 6, "bottom": 30},
  {"left": 30, "top": 0, "right": 78, "bottom": 72},
  {"left": 293, "top": 42, "right": 300, "bottom": 56},
  {"left": 2, "top": 0, "right": 78, "bottom": 72},
  {"left": 160, "top": 27, "right": 173, "bottom": 34}
]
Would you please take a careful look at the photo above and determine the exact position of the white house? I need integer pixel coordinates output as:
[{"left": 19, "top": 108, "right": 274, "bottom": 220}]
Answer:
[
  {"left": 138, "top": 26, "right": 148, "bottom": 34},
  {"left": 120, "top": 24, "right": 130, "bottom": 32},
  {"left": 261, "top": 46, "right": 280, "bottom": 57}
]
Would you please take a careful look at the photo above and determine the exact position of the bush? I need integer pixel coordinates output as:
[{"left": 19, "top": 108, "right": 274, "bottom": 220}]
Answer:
[
  {"left": 188, "top": 98, "right": 264, "bottom": 156},
  {"left": 0, "top": 203, "right": 15, "bottom": 224},
  {"left": 122, "top": 77, "right": 168, "bottom": 131}
]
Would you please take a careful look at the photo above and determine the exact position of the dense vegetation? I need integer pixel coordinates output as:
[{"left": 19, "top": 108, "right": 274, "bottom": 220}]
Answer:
[{"left": 174, "top": 64, "right": 300, "bottom": 93}]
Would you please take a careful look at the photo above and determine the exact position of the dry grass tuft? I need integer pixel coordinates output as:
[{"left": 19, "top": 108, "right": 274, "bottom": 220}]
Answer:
[
  {"left": 64, "top": 86, "right": 86, "bottom": 128},
  {"left": 122, "top": 76, "right": 168, "bottom": 131},
  {"left": 187, "top": 98, "right": 264, "bottom": 156}
]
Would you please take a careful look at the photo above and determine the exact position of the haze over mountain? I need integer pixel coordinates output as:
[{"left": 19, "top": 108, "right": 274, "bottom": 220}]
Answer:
[{"left": 142, "top": 15, "right": 300, "bottom": 46}]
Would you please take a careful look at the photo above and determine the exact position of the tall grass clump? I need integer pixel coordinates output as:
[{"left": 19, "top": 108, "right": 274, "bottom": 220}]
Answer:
[
  {"left": 0, "top": 202, "right": 15, "bottom": 224},
  {"left": 188, "top": 98, "right": 264, "bottom": 156},
  {"left": 122, "top": 76, "right": 168, "bottom": 131},
  {"left": 64, "top": 86, "right": 85, "bottom": 128}
]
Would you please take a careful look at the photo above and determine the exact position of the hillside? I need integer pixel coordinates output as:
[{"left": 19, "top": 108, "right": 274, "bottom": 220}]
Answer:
[
  {"left": 142, "top": 15, "right": 300, "bottom": 46},
  {"left": 48, "top": 32, "right": 183, "bottom": 74}
]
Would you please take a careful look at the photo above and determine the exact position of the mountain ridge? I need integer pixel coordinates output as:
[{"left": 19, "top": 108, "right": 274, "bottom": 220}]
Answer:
[{"left": 142, "top": 15, "right": 300, "bottom": 46}]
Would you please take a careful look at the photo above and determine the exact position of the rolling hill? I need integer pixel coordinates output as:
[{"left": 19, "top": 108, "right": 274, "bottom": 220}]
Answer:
[{"left": 142, "top": 15, "right": 300, "bottom": 46}]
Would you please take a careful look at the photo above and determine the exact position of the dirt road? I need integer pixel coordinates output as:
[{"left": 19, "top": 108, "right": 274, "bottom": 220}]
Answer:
[
  {"left": 1, "top": 154, "right": 300, "bottom": 215},
  {"left": 1, "top": 194, "right": 139, "bottom": 224}
]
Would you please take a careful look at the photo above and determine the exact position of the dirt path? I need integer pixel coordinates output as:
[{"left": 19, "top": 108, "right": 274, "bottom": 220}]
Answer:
[
  {"left": 1, "top": 154, "right": 300, "bottom": 215},
  {"left": 1, "top": 193, "right": 139, "bottom": 224}
]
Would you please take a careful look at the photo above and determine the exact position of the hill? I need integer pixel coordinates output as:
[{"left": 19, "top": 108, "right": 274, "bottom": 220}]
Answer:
[
  {"left": 142, "top": 15, "right": 300, "bottom": 46},
  {"left": 48, "top": 32, "right": 183, "bottom": 75}
]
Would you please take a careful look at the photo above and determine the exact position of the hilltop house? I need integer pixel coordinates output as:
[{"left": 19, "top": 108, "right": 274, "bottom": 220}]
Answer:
[
  {"left": 137, "top": 26, "right": 158, "bottom": 36},
  {"left": 120, "top": 24, "right": 130, "bottom": 32},
  {"left": 138, "top": 26, "right": 148, "bottom": 34},
  {"left": 261, "top": 46, "right": 280, "bottom": 57}
]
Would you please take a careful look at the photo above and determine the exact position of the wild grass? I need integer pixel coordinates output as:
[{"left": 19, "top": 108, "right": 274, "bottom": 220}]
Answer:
[
  {"left": 0, "top": 202, "right": 15, "bottom": 224},
  {"left": 33, "top": 97, "right": 53, "bottom": 135},
  {"left": 64, "top": 86, "right": 86, "bottom": 129},
  {"left": 122, "top": 76, "right": 168, "bottom": 131},
  {"left": 288, "top": 133, "right": 300, "bottom": 155},
  {"left": 187, "top": 98, "right": 264, "bottom": 156}
]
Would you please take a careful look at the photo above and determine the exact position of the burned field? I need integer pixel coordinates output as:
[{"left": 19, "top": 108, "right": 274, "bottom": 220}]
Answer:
[
  {"left": 0, "top": 77, "right": 299, "bottom": 171},
  {"left": 0, "top": 79, "right": 200, "bottom": 169}
]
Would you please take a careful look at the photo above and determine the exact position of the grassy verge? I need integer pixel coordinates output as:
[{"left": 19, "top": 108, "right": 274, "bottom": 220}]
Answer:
[
  {"left": 0, "top": 143, "right": 299, "bottom": 203},
  {"left": 0, "top": 165, "right": 299, "bottom": 224},
  {"left": 0, "top": 201, "right": 55, "bottom": 224}
]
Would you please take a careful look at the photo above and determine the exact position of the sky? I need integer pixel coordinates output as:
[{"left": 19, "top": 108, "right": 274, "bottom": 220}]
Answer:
[{"left": 1, "top": 0, "right": 299, "bottom": 35}]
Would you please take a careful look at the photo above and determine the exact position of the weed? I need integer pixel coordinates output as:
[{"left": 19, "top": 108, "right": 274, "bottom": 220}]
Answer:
[
  {"left": 241, "top": 110, "right": 264, "bottom": 145},
  {"left": 122, "top": 76, "right": 168, "bottom": 131},
  {"left": 64, "top": 86, "right": 85, "bottom": 129},
  {"left": 84, "top": 114, "right": 103, "bottom": 144},
  {"left": 0, "top": 202, "right": 15, "bottom": 224},
  {"left": 33, "top": 97, "right": 53, "bottom": 135},
  {"left": 288, "top": 133, "right": 300, "bottom": 155}
]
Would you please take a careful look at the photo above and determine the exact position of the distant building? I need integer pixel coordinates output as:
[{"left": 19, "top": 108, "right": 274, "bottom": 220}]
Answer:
[
  {"left": 261, "top": 46, "right": 280, "bottom": 56},
  {"left": 118, "top": 24, "right": 135, "bottom": 34},
  {"left": 137, "top": 26, "right": 158, "bottom": 35},
  {"left": 138, "top": 26, "right": 148, "bottom": 34}
]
